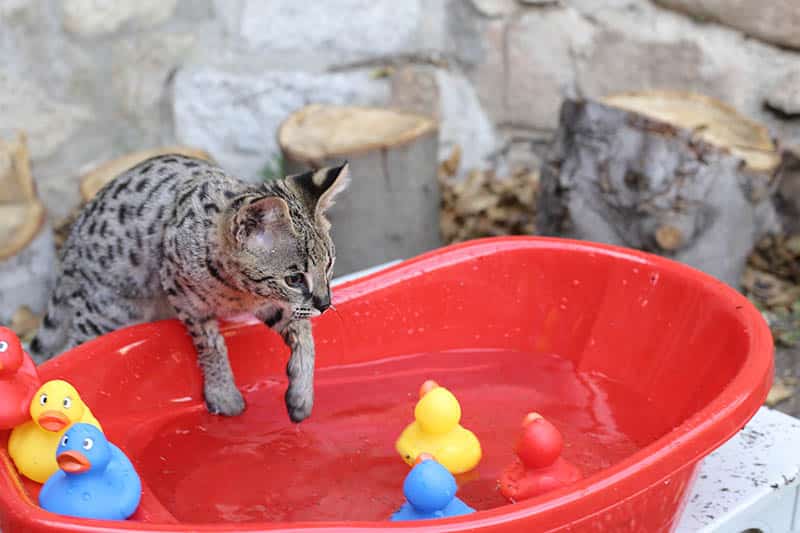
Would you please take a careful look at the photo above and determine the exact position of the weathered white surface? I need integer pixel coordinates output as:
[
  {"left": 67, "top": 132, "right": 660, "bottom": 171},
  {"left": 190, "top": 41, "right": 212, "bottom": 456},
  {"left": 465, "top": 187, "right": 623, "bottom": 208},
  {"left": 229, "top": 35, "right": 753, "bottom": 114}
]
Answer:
[
  {"left": 0, "top": 223, "right": 55, "bottom": 325},
  {"left": 173, "top": 67, "right": 391, "bottom": 181},
  {"left": 0, "top": 69, "right": 92, "bottom": 160},
  {"left": 506, "top": 7, "right": 593, "bottom": 129},
  {"left": 655, "top": 0, "right": 800, "bottom": 50},
  {"left": 62, "top": 0, "right": 179, "bottom": 36},
  {"left": 435, "top": 69, "right": 497, "bottom": 173},
  {"left": 112, "top": 32, "right": 196, "bottom": 116},
  {"left": 469, "top": 0, "right": 800, "bottom": 145},
  {"left": 471, "top": 0, "right": 516, "bottom": 17},
  {"left": 676, "top": 407, "right": 800, "bottom": 532},
  {"left": 0, "top": 0, "right": 27, "bottom": 17},
  {"left": 174, "top": 63, "right": 498, "bottom": 181},
  {"left": 211, "top": 0, "right": 244, "bottom": 35},
  {"left": 571, "top": 1, "right": 800, "bottom": 144},
  {"left": 2, "top": 0, "right": 800, "bottom": 222},
  {"left": 765, "top": 70, "right": 800, "bottom": 117},
  {"left": 239, "top": 0, "right": 421, "bottom": 63}
]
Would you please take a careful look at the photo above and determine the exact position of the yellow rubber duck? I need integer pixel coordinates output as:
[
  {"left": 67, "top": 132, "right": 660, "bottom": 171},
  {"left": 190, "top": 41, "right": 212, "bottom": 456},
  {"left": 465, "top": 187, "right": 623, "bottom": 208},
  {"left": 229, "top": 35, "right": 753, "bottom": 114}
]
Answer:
[
  {"left": 8, "top": 379, "right": 102, "bottom": 483},
  {"left": 395, "top": 380, "right": 482, "bottom": 475}
]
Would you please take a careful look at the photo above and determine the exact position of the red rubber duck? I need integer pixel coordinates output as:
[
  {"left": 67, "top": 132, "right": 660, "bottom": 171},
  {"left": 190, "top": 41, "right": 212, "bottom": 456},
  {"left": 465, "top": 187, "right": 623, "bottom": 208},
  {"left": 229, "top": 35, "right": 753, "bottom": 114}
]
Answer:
[
  {"left": 0, "top": 326, "right": 41, "bottom": 429},
  {"left": 499, "top": 413, "right": 582, "bottom": 502}
]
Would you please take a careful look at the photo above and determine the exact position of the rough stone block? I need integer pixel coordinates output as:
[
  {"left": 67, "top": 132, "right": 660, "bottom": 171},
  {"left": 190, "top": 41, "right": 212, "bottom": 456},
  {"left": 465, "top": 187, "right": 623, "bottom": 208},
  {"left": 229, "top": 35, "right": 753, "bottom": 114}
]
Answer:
[
  {"left": 173, "top": 67, "right": 391, "bottom": 181},
  {"left": 239, "top": 0, "right": 421, "bottom": 63},
  {"left": 655, "top": 0, "right": 800, "bottom": 50},
  {"left": 62, "top": 0, "right": 178, "bottom": 36}
]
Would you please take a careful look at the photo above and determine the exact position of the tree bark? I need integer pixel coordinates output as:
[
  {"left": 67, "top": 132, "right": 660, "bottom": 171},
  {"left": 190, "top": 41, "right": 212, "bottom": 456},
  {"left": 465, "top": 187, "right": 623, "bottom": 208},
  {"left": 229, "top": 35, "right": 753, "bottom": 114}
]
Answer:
[
  {"left": 279, "top": 104, "right": 441, "bottom": 275},
  {"left": 537, "top": 92, "right": 782, "bottom": 287}
]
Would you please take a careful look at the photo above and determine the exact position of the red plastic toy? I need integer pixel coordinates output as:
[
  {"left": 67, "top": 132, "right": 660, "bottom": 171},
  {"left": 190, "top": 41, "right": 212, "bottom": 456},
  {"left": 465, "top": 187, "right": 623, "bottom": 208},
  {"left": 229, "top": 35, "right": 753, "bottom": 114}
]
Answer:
[
  {"left": 0, "top": 326, "right": 41, "bottom": 429},
  {"left": 499, "top": 413, "right": 582, "bottom": 501},
  {"left": 0, "top": 237, "right": 773, "bottom": 532}
]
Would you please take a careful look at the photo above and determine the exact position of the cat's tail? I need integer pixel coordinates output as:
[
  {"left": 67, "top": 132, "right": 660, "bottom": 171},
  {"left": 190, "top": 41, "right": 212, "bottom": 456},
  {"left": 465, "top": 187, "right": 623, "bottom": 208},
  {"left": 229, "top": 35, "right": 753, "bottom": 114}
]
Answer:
[{"left": 28, "top": 283, "right": 73, "bottom": 364}]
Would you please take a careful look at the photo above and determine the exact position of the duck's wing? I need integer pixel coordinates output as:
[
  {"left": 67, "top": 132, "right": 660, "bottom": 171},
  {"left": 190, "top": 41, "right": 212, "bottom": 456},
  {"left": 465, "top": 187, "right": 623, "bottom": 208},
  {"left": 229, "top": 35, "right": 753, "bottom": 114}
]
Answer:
[{"left": 106, "top": 444, "right": 142, "bottom": 518}]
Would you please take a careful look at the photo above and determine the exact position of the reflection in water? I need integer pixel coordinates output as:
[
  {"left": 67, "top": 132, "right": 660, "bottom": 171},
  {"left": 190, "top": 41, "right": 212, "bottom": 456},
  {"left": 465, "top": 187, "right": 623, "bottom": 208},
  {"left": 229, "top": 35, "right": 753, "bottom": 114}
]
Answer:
[{"left": 137, "top": 350, "right": 661, "bottom": 524}]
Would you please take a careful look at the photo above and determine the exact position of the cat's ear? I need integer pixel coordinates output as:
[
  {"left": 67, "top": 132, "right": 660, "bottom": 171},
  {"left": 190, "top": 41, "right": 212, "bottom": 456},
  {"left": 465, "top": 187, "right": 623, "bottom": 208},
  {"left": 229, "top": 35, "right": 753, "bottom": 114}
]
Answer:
[
  {"left": 289, "top": 162, "right": 350, "bottom": 215},
  {"left": 232, "top": 196, "right": 293, "bottom": 249}
]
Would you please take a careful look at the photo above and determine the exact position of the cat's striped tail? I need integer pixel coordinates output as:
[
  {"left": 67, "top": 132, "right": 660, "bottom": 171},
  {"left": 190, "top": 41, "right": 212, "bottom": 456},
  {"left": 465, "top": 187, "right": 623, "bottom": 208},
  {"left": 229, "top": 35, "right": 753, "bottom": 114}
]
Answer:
[{"left": 28, "top": 282, "right": 72, "bottom": 364}]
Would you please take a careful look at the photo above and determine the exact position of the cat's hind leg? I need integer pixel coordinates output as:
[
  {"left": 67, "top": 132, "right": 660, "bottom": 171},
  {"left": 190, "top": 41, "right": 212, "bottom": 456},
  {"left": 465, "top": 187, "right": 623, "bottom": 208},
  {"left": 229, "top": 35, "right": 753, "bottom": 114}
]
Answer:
[
  {"left": 29, "top": 280, "right": 78, "bottom": 363},
  {"left": 34, "top": 285, "right": 148, "bottom": 361}
]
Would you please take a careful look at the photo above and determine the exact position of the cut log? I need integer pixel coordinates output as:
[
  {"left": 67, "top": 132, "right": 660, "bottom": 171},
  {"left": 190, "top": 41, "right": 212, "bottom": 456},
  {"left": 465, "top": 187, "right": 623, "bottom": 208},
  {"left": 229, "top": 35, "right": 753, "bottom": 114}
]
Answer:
[
  {"left": 537, "top": 92, "right": 782, "bottom": 287},
  {"left": 80, "top": 145, "right": 213, "bottom": 202},
  {"left": 279, "top": 104, "right": 440, "bottom": 275},
  {"left": 0, "top": 133, "right": 56, "bottom": 325}
]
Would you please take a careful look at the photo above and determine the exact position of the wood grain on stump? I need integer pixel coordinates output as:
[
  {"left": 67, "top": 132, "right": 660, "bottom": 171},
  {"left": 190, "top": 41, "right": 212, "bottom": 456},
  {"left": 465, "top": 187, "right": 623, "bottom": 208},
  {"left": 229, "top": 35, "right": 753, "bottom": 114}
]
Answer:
[
  {"left": 0, "top": 133, "right": 56, "bottom": 325},
  {"left": 279, "top": 104, "right": 440, "bottom": 275},
  {"left": 537, "top": 91, "right": 782, "bottom": 286}
]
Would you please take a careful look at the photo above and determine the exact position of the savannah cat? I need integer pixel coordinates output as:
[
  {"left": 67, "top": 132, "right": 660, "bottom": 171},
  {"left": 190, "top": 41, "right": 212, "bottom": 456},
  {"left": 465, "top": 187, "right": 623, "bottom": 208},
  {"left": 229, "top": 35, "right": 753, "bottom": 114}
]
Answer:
[{"left": 30, "top": 154, "right": 349, "bottom": 421}]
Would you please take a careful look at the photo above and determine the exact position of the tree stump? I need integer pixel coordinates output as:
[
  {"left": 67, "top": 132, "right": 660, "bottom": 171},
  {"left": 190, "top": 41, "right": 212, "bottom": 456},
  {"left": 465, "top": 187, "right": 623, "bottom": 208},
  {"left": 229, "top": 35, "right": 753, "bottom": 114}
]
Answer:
[
  {"left": 0, "top": 133, "right": 56, "bottom": 325},
  {"left": 279, "top": 104, "right": 440, "bottom": 275},
  {"left": 537, "top": 91, "right": 782, "bottom": 287}
]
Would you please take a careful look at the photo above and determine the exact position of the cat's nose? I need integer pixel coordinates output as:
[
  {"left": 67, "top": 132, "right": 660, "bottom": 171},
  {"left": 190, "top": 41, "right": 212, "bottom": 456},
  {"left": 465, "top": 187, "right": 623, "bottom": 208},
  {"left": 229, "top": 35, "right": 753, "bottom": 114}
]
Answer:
[{"left": 313, "top": 294, "right": 331, "bottom": 313}]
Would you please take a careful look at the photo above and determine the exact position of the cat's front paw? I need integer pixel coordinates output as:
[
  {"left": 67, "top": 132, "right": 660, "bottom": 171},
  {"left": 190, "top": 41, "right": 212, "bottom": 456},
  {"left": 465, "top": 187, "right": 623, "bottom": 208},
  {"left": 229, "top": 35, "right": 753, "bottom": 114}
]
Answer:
[
  {"left": 285, "top": 387, "right": 313, "bottom": 423},
  {"left": 204, "top": 383, "right": 246, "bottom": 416}
]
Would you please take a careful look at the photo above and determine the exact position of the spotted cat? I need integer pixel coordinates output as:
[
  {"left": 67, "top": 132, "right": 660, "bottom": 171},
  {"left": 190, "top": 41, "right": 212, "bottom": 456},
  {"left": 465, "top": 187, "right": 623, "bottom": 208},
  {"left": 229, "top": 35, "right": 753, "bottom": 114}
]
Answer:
[{"left": 30, "top": 155, "right": 349, "bottom": 421}]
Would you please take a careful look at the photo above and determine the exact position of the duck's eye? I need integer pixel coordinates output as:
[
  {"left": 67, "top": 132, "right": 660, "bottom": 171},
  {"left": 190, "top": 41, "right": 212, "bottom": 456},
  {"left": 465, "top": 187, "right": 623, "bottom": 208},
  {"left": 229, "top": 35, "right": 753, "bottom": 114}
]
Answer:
[
  {"left": 0, "top": 341, "right": 7, "bottom": 352},
  {"left": 82, "top": 438, "right": 93, "bottom": 450},
  {"left": 61, "top": 435, "right": 69, "bottom": 447},
  {"left": 284, "top": 273, "right": 307, "bottom": 289},
  {"left": 39, "top": 393, "right": 48, "bottom": 406},
  {"left": 63, "top": 397, "right": 72, "bottom": 409}
]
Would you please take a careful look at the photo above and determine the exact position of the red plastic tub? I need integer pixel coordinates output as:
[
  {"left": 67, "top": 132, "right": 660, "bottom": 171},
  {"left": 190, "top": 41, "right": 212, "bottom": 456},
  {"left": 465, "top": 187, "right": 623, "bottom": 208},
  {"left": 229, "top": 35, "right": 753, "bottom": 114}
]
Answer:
[{"left": 0, "top": 237, "right": 773, "bottom": 532}]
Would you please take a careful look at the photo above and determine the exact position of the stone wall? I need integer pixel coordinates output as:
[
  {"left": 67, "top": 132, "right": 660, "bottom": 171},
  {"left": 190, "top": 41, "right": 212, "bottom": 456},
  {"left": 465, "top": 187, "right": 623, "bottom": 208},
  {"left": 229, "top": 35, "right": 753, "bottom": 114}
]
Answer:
[{"left": 2, "top": 0, "right": 799, "bottom": 221}]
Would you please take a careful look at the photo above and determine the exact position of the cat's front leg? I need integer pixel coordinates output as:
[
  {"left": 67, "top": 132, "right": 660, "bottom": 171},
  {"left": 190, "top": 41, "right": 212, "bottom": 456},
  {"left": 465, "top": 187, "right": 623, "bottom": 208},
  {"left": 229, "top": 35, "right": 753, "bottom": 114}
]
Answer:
[
  {"left": 278, "top": 319, "right": 315, "bottom": 423},
  {"left": 182, "top": 313, "right": 245, "bottom": 416}
]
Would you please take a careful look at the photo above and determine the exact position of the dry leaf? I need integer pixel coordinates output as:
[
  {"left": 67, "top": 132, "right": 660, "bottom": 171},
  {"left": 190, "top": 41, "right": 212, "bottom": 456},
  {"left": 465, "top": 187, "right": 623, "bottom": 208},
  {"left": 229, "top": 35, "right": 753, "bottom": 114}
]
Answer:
[
  {"left": 766, "top": 377, "right": 796, "bottom": 406},
  {"left": 54, "top": 208, "right": 81, "bottom": 251},
  {"left": 741, "top": 267, "right": 800, "bottom": 309},
  {"left": 439, "top": 166, "right": 540, "bottom": 244},
  {"left": 439, "top": 145, "right": 462, "bottom": 178},
  {"left": 10, "top": 305, "right": 40, "bottom": 343}
]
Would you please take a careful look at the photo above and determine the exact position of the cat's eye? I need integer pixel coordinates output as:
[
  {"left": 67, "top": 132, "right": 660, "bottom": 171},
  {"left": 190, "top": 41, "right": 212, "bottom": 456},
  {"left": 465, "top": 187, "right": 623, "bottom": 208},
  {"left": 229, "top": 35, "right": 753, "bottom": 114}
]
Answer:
[
  {"left": 82, "top": 438, "right": 93, "bottom": 450},
  {"left": 285, "top": 273, "right": 307, "bottom": 289},
  {"left": 39, "top": 393, "right": 48, "bottom": 406},
  {"left": 63, "top": 397, "right": 72, "bottom": 409},
  {"left": 0, "top": 341, "right": 8, "bottom": 352},
  {"left": 61, "top": 435, "right": 69, "bottom": 447}
]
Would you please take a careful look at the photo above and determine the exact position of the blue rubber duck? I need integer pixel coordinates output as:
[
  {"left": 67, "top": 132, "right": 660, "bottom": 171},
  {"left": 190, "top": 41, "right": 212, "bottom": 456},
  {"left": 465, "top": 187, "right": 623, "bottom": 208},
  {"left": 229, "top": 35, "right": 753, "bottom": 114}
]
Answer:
[
  {"left": 390, "top": 454, "right": 475, "bottom": 521},
  {"left": 39, "top": 423, "right": 142, "bottom": 520}
]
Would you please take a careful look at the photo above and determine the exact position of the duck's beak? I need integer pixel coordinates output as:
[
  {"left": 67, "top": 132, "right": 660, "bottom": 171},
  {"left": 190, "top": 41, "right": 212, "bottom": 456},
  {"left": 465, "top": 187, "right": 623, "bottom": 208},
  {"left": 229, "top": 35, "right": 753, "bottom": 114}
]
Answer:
[
  {"left": 37, "top": 410, "right": 70, "bottom": 432},
  {"left": 57, "top": 450, "right": 91, "bottom": 473}
]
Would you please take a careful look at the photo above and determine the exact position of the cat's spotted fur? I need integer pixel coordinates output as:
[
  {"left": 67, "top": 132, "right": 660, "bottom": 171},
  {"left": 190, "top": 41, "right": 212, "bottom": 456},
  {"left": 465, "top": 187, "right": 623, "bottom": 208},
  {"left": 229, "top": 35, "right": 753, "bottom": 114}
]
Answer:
[{"left": 30, "top": 154, "right": 349, "bottom": 421}]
